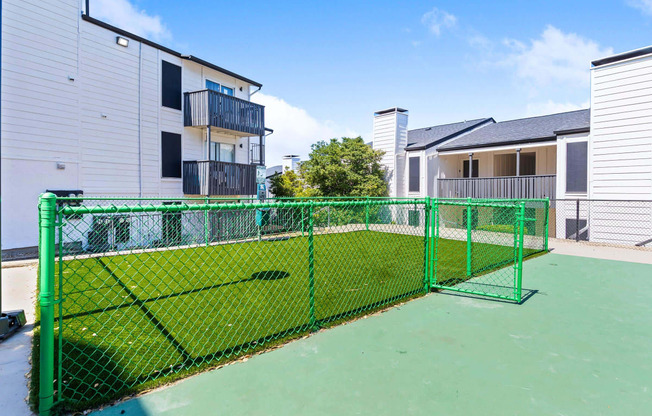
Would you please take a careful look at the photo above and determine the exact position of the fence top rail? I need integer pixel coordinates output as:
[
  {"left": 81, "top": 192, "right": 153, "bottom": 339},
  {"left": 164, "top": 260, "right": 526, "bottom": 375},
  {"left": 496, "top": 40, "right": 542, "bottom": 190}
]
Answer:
[
  {"left": 56, "top": 198, "right": 430, "bottom": 216},
  {"left": 550, "top": 198, "right": 652, "bottom": 203}
]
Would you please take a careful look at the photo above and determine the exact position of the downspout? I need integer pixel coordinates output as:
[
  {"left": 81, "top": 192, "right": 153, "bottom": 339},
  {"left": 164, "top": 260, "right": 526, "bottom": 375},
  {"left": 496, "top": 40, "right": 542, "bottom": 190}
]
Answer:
[
  {"left": 262, "top": 128, "right": 274, "bottom": 166},
  {"left": 138, "top": 41, "right": 143, "bottom": 197},
  {"left": 249, "top": 85, "right": 262, "bottom": 96}
]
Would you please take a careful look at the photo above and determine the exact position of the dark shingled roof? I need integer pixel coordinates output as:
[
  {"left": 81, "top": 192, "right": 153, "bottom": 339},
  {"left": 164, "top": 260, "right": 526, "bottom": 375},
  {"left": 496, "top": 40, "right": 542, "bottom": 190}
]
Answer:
[
  {"left": 405, "top": 118, "right": 494, "bottom": 150},
  {"left": 437, "top": 109, "right": 590, "bottom": 152}
]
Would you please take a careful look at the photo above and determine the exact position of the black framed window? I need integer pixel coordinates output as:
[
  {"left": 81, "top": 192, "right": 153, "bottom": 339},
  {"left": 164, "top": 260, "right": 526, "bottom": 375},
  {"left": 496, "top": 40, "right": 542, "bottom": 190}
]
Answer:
[
  {"left": 566, "top": 142, "right": 587, "bottom": 193},
  {"left": 463, "top": 159, "right": 479, "bottom": 178},
  {"left": 162, "top": 61, "right": 182, "bottom": 110},
  {"left": 409, "top": 157, "right": 420, "bottom": 192},
  {"left": 161, "top": 132, "right": 181, "bottom": 178}
]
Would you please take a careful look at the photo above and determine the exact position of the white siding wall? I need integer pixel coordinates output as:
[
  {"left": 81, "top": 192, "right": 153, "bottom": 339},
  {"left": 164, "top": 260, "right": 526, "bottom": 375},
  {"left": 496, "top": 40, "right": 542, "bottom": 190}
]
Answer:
[
  {"left": 373, "top": 112, "right": 398, "bottom": 196},
  {"left": 372, "top": 110, "right": 408, "bottom": 197},
  {"left": 590, "top": 54, "right": 652, "bottom": 199},
  {"left": 1, "top": 0, "right": 258, "bottom": 250},
  {"left": 1, "top": 0, "right": 81, "bottom": 249},
  {"left": 588, "top": 53, "right": 652, "bottom": 245}
]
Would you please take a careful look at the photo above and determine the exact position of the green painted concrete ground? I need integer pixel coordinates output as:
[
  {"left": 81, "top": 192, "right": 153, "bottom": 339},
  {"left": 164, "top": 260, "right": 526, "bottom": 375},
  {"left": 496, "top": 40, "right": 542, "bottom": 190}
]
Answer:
[{"left": 91, "top": 253, "right": 652, "bottom": 416}]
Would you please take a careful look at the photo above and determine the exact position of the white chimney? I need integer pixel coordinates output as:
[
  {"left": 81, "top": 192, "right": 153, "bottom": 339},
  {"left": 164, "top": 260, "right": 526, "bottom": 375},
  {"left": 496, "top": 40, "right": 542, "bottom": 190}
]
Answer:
[
  {"left": 282, "top": 154, "right": 301, "bottom": 173},
  {"left": 372, "top": 107, "right": 408, "bottom": 197}
]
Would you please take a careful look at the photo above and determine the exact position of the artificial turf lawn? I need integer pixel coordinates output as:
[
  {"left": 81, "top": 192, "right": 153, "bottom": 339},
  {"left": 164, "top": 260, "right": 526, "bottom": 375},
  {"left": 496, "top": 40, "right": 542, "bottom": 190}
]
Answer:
[{"left": 42, "top": 230, "right": 537, "bottom": 412}]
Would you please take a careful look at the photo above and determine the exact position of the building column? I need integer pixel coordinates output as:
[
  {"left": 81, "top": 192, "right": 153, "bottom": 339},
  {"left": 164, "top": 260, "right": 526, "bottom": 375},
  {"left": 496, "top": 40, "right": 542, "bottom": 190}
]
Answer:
[
  {"left": 468, "top": 153, "right": 474, "bottom": 177},
  {"left": 206, "top": 126, "right": 212, "bottom": 196},
  {"left": 516, "top": 148, "right": 521, "bottom": 177},
  {"left": 206, "top": 125, "right": 211, "bottom": 160}
]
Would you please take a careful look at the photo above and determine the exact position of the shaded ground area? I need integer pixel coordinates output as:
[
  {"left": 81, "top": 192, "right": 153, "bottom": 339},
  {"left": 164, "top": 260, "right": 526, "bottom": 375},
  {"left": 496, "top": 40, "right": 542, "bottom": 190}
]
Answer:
[{"left": 92, "top": 253, "right": 652, "bottom": 416}]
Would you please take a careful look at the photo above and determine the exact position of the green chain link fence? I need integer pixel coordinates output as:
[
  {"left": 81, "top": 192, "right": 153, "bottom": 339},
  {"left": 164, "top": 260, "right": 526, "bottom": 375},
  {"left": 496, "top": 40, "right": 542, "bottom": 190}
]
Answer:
[{"left": 36, "top": 194, "right": 547, "bottom": 415}]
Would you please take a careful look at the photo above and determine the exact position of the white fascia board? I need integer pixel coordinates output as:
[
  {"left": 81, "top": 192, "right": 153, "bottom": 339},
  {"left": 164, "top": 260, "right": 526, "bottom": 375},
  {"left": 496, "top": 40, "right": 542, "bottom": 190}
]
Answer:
[{"left": 437, "top": 140, "right": 556, "bottom": 156}]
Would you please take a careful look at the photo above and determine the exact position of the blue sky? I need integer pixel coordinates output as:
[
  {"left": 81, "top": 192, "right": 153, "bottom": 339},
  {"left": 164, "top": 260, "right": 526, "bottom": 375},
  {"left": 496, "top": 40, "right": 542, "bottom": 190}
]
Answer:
[{"left": 94, "top": 0, "right": 652, "bottom": 166}]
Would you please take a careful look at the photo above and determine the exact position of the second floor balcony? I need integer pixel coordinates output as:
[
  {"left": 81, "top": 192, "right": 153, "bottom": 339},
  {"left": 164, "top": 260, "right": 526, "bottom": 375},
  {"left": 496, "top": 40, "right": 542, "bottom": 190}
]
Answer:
[{"left": 184, "top": 89, "right": 265, "bottom": 137}]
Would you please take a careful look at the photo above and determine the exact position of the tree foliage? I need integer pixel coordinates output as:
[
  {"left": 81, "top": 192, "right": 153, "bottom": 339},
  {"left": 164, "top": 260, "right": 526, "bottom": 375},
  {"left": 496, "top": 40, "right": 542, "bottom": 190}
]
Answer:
[
  {"left": 300, "top": 137, "right": 387, "bottom": 197},
  {"left": 268, "top": 169, "right": 305, "bottom": 197},
  {"left": 269, "top": 137, "right": 387, "bottom": 198}
]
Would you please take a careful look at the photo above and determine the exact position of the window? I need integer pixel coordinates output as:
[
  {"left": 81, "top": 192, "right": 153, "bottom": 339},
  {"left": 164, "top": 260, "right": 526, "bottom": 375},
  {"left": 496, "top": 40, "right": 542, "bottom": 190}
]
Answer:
[
  {"left": 161, "top": 132, "right": 182, "bottom": 178},
  {"left": 566, "top": 141, "right": 588, "bottom": 193},
  {"left": 209, "top": 142, "right": 235, "bottom": 163},
  {"left": 161, "top": 61, "right": 182, "bottom": 110},
  {"left": 463, "top": 159, "right": 479, "bottom": 178},
  {"left": 409, "top": 157, "right": 420, "bottom": 192},
  {"left": 220, "top": 143, "right": 235, "bottom": 162},
  {"left": 206, "top": 80, "right": 221, "bottom": 92},
  {"left": 206, "top": 80, "right": 234, "bottom": 96},
  {"left": 519, "top": 152, "right": 536, "bottom": 176}
]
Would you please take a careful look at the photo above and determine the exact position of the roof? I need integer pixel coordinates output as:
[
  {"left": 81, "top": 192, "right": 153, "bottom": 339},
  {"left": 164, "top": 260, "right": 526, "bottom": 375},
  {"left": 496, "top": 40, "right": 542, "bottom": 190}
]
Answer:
[
  {"left": 374, "top": 108, "right": 408, "bottom": 116},
  {"left": 405, "top": 118, "right": 494, "bottom": 151},
  {"left": 438, "top": 109, "right": 590, "bottom": 152},
  {"left": 82, "top": 14, "right": 262, "bottom": 88},
  {"left": 592, "top": 45, "right": 652, "bottom": 67}
]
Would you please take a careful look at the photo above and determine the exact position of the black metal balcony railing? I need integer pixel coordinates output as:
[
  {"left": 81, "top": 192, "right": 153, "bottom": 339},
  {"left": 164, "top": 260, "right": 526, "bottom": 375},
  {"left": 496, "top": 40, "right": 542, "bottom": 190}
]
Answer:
[
  {"left": 184, "top": 90, "right": 265, "bottom": 136},
  {"left": 250, "top": 142, "right": 265, "bottom": 165},
  {"left": 438, "top": 175, "right": 557, "bottom": 199},
  {"left": 183, "top": 160, "right": 257, "bottom": 196}
]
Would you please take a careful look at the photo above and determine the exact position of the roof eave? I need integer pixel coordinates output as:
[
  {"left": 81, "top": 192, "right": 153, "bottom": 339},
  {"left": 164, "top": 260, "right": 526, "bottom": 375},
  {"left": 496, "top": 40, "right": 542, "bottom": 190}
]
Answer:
[
  {"left": 553, "top": 127, "right": 590, "bottom": 135},
  {"left": 438, "top": 136, "right": 557, "bottom": 152},
  {"left": 592, "top": 46, "right": 652, "bottom": 67}
]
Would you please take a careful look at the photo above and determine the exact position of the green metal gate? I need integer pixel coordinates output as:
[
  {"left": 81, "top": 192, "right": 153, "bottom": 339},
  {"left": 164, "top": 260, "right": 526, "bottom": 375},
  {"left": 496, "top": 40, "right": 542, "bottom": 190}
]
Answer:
[{"left": 430, "top": 199, "right": 548, "bottom": 302}]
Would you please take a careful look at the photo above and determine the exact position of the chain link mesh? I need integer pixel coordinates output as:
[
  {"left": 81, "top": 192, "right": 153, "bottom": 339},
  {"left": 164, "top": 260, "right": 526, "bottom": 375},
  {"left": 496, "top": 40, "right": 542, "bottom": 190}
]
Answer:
[
  {"left": 432, "top": 199, "right": 547, "bottom": 300},
  {"left": 40, "top": 196, "right": 548, "bottom": 411},
  {"left": 549, "top": 199, "right": 652, "bottom": 249}
]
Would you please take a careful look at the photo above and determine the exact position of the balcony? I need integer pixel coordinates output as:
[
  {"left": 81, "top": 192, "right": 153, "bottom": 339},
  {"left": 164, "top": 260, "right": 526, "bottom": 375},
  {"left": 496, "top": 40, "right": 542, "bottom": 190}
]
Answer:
[
  {"left": 183, "top": 160, "right": 256, "bottom": 196},
  {"left": 184, "top": 89, "right": 265, "bottom": 137},
  {"left": 438, "top": 175, "right": 556, "bottom": 199}
]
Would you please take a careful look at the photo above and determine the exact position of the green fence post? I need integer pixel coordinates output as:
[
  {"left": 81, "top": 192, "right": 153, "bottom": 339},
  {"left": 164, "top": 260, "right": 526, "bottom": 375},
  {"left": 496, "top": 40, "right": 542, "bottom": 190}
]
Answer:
[
  {"left": 365, "top": 196, "right": 370, "bottom": 231},
  {"left": 423, "top": 197, "right": 431, "bottom": 293},
  {"left": 432, "top": 199, "right": 439, "bottom": 287},
  {"left": 543, "top": 198, "right": 550, "bottom": 251},
  {"left": 516, "top": 202, "right": 526, "bottom": 303},
  {"left": 38, "top": 193, "right": 57, "bottom": 416},
  {"left": 301, "top": 206, "right": 305, "bottom": 237},
  {"left": 307, "top": 202, "right": 317, "bottom": 330},
  {"left": 204, "top": 196, "right": 209, "bottom": 247},
  {"left": 466, "top": 198, "right": 472, "bottom": 278}
]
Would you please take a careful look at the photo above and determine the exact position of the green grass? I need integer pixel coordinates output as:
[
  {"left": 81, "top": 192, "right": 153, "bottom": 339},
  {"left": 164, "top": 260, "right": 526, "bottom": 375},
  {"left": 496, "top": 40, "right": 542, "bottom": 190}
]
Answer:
[{"left": 34, "top": 230, "right": 539, "bottom": 413}]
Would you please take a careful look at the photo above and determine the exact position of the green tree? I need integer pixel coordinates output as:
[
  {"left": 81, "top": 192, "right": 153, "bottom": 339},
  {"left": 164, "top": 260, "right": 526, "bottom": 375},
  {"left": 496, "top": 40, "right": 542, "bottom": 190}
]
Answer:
[
  {"left": 268, "top": 169, "right": 311, "bottom": 197},
  {"left": 300, "top": 137, "right": 387, "bottom": 197}
]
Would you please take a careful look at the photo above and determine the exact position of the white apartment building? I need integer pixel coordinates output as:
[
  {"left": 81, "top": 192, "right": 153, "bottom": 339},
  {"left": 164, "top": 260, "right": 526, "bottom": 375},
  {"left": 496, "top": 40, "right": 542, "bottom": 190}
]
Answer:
[
  {"left": 1, "top": 0, "right": 271, "bottom": 256},
  {"left": 374, "top": 46, "right": 652, "bottom": 246}
]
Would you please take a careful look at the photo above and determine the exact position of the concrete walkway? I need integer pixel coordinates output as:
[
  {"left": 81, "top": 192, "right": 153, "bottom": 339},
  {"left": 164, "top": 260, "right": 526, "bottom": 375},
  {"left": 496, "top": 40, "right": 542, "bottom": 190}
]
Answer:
[
  {"left": 0, "top": 263, "right": 38, "bottom": 416},
  {"left": 91, "top": 253, "right": 652, "bottom": 416},
  {"left": 549, "top": 238, "right": 652, "bottom": 264}
]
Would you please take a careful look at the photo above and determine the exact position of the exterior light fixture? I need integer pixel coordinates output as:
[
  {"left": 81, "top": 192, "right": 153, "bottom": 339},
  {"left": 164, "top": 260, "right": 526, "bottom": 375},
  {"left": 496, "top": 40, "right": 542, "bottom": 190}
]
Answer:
[{"left": 116, "top": 36, "right": 129, "bottom": 47}]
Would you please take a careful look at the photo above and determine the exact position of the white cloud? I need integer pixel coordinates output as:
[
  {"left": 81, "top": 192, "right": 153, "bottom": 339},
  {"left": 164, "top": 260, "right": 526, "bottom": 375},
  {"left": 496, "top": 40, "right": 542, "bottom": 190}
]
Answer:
[
  {"left": 92, "top": 0, "right": 171, "bottom": 41},
  {"left": 421, "top": 8, "right": 457, "bottom": 36},
  {"left": 251, "top": 93, "right": 358, "bottom": 167},
  {"left": 501, "top": 25, "right": 613, "bottom": 89},
  {"left": 627, "top": 0, "right": 652, "bottom": 16},
  {"left": 525, "top": 99, "right": 590, "bottom": 117}
]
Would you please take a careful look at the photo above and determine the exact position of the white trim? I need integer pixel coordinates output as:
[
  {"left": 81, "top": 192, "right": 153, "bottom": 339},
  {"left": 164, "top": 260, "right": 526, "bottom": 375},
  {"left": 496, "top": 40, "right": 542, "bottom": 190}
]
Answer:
[{"left": 437, "top": 140, "right": 557, "bottom": 156}]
